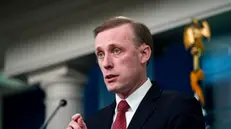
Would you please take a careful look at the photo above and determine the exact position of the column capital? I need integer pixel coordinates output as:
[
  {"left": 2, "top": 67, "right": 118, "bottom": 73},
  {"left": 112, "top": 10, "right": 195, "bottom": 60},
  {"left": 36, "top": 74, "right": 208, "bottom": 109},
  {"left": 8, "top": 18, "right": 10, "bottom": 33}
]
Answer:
[
  {"left": 26, "top": 64, "right": 86, "bottom": 129},
  {"left": 27, "top": 65, "right": 87, "bottom": 87}
]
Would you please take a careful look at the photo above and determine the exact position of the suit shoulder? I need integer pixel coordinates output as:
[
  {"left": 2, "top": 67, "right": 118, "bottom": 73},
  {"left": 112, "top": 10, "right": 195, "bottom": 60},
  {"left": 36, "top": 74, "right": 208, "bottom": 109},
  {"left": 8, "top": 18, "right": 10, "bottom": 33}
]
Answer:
[
  {"left": 159, "top": 90, "right": 205, "bottom": 128},
  {"left": 159, "top": 89, "right": 202, "bottom": 109},
  {"left": 160, "top": 89, "right": 202, "bottom": 114},
  {"left": 151, "top": 82, "right": 197, "bottom": 103}
]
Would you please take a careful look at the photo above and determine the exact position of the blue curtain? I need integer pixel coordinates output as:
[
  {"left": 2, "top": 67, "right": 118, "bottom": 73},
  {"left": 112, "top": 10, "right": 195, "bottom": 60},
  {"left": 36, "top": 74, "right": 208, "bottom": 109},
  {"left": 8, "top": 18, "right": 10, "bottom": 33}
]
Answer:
[
  {"left": 84, "top": 65, "right": 100, "bottom": 117},
  {"left": 154, "top": 43, "right": 194, "bottom": 94}
]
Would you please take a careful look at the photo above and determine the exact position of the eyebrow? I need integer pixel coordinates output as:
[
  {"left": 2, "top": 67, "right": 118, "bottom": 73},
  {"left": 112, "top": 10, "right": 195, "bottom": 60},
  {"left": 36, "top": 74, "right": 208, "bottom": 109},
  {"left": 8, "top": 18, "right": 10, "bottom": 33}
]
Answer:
[
  {"left": 95, "top": 47, "right": 101, "bottom": 52},
  {"left": 95, "top": 43, "right": 122, "bottom": 53},
  {"left": 95, "top": 47, "right": 102, "bottom": 55},
  {"left": 108, "top": 43, "right": 122, "bottom": 49}
]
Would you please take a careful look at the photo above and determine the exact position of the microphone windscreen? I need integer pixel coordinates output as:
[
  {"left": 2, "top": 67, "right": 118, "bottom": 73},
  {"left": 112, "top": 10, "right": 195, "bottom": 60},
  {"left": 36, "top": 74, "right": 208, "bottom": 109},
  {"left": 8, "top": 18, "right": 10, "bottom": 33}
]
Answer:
[{"left": 59, "top": 99, "right": 67, "bottom": 107}]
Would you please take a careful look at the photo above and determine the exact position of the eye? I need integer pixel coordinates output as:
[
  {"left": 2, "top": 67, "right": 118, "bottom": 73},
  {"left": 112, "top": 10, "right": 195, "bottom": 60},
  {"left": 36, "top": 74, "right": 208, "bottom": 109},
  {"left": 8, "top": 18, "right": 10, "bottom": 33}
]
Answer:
[
  {"left": 112, "top": 48, "right": 121, "bottom": 54},
  {"left": 97, "top": 52, "right": 105, "bottom": 58}
]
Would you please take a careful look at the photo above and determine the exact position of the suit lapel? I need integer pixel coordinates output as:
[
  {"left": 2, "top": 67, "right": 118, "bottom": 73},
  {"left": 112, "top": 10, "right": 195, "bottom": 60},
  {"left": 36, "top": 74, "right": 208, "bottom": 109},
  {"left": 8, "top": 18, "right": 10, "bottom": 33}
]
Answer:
[
  {"left": 127, "top": 82, "right": 162, "bottom": 129},
  {"left": 100, "top": 101, "right": 116, "bottom": 129}
]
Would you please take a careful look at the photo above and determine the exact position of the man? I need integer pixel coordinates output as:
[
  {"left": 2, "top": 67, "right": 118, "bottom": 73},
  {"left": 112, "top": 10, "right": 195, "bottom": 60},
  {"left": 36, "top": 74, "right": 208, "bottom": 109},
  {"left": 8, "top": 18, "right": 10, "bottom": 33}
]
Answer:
[{"left": 66, "top": 16, "right": 205, "bottom": 129}]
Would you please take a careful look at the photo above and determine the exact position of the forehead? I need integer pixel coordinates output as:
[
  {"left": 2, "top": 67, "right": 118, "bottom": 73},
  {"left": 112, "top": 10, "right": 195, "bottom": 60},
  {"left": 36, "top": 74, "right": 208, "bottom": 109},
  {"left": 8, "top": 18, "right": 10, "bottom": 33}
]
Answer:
[{"left": 94, "top": 24, "right": 135, "bottom": 49}]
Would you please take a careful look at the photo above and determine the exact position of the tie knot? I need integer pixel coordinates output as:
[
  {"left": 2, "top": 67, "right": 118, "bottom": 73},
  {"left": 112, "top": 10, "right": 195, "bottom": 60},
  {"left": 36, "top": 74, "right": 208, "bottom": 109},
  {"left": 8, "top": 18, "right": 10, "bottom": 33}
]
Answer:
[{"left": 117, "top": 100, "right": 129, "bottom": 112}]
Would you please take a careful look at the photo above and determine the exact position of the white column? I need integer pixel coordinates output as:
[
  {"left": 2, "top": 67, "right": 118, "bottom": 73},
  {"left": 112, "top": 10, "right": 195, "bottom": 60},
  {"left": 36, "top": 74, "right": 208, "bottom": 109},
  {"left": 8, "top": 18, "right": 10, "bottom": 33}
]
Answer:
[{"left": 28, "top": 65, "right": 86, "bottom": 129}]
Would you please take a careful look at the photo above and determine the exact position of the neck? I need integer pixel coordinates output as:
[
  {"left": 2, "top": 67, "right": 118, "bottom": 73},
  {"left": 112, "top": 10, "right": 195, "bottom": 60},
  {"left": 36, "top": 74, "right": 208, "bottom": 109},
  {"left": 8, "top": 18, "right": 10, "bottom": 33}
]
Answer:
[{"left": 117, "top": 75, "right": 147, "bottom": 99}]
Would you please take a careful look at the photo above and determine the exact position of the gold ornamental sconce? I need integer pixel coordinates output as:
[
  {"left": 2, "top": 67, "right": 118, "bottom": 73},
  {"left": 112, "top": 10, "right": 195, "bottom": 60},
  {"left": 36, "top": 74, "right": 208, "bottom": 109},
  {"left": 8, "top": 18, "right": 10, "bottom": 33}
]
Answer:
[{"left": 183, "top": 18, "right": 211, "bottom": 106}]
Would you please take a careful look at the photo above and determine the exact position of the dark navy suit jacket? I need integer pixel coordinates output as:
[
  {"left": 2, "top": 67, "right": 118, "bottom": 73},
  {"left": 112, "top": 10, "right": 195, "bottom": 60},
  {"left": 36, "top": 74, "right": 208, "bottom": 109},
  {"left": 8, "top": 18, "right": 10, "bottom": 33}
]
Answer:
[{"left": 85, "top": 82, "right": 205, "bottom": 129}]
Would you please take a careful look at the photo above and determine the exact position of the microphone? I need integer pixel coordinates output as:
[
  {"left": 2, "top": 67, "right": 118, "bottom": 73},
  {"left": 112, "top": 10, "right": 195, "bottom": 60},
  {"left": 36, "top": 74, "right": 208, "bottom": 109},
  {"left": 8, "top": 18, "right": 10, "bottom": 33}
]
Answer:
[{"left": 39, "top": 99, "right": 67, "bottom": 129}]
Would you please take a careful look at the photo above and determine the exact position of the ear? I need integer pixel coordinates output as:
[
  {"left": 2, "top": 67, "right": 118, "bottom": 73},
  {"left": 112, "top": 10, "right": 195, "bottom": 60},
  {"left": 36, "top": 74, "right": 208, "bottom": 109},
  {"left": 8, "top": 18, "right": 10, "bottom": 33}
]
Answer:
[{"left": 139, "top": 44, "right": 151, "bottom": 64}]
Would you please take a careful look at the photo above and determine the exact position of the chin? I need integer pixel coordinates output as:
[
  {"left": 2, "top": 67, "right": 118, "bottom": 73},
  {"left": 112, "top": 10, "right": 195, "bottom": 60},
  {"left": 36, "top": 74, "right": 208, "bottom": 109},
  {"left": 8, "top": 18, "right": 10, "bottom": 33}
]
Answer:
[
  {"left": 106, "top": 83, "right": 120, "bottom": 92},
  {"left": 106, "top": 87, "right": 117, "bottom": 93}
]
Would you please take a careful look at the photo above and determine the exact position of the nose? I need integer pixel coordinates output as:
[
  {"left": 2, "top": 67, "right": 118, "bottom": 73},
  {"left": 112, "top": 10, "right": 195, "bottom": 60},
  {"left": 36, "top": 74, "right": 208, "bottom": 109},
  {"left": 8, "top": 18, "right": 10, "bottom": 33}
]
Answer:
[{"left": 103, "top": 54, "right": 113, "bottom": 70}]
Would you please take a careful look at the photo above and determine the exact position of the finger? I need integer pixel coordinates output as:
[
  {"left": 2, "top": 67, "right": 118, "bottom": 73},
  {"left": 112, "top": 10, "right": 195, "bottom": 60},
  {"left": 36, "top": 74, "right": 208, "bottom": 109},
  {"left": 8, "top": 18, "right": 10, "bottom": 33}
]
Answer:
[
  {"left": 68, "top": 120, "right": 81, "bottom": 129},
  {"left": 66, "top": 121, "right": 74, "bottom": 129},
  {"left": 78, "top": 117, "right": 87, "bottom": 128},
  {"left": 81, "top": 119, "right": 87, "bottom": 129},
  {"left": 72, "top": 113, "right": 81, "bottom": 121},
  {"left": 66, "top": 126, "right": 74, "bottom": 129}
]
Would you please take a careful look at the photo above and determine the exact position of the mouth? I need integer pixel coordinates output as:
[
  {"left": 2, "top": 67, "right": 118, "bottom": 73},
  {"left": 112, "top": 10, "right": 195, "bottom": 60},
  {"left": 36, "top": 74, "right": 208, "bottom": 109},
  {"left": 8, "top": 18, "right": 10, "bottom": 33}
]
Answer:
[{"left": 105, "top": 74, "right": 119, "bottom": 82}]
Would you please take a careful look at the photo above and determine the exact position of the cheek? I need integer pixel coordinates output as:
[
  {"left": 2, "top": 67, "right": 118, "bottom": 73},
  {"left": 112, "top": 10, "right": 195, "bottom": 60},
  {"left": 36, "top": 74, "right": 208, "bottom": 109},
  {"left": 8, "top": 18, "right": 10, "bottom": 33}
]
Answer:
[{"left": 118, "top": 55, "right": 140, "bottom": 71}]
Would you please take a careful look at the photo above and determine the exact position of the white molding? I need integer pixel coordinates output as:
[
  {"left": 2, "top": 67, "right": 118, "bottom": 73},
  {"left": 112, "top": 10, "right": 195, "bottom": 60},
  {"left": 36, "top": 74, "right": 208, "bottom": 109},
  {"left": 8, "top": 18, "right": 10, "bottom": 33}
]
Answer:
[
  {"left": 150, "top": 2, "right": 231, "bottom": 34},
  {"left": 3, "top": 0, "right": 231, "bottom": 76},
  {"left": 27, "top": 65, "right": 87, "bottom": 86}
]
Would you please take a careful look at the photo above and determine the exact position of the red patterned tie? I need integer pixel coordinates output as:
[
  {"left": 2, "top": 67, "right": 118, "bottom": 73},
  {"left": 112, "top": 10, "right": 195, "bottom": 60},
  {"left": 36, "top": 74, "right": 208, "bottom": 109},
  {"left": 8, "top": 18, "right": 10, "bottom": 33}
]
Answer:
[{"left": 112, "top": 100, "right": 130, "bottom": 129}]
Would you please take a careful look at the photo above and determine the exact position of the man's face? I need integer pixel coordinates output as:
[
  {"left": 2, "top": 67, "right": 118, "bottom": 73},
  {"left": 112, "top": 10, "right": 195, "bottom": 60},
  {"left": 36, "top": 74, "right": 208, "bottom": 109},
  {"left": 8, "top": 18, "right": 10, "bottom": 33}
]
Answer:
[{"left": 94, "top": 24, "right": 147, "bottom": 94}]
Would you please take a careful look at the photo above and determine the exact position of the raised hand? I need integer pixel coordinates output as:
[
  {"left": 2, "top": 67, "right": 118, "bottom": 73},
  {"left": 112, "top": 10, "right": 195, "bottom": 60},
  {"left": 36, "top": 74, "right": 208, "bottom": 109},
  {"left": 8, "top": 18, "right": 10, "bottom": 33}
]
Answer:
[{"left": 66, "top": 114, "right": 87, "bottom": 129}]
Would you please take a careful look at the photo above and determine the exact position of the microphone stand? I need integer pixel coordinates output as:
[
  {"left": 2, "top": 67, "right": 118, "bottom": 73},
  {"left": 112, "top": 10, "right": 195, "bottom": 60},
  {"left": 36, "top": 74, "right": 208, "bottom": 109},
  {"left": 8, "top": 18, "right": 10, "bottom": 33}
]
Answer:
[{"left": 39, "top": 99, "right": 67, "bottom": 129}]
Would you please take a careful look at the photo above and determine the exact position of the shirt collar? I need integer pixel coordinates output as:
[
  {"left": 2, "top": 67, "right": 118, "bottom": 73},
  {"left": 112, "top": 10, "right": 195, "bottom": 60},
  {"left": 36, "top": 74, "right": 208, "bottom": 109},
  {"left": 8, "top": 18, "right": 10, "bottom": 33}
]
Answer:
[{"left": 115, "top": 78, "right": 152, "bottom": 112}]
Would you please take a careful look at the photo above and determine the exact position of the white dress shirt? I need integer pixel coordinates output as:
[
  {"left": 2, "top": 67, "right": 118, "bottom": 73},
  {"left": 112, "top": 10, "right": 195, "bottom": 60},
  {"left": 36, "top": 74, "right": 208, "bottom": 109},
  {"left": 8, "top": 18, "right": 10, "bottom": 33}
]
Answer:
[{"left": 112, "top": 78, "right": 152, "bottom": 128}]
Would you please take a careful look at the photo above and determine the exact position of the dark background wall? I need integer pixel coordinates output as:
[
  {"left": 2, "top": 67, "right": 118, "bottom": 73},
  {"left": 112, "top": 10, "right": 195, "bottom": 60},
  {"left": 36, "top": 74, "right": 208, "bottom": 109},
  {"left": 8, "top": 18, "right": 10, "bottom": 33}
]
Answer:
[{"left": 2, "top": 85, "right": 45, "bottom": 129}]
